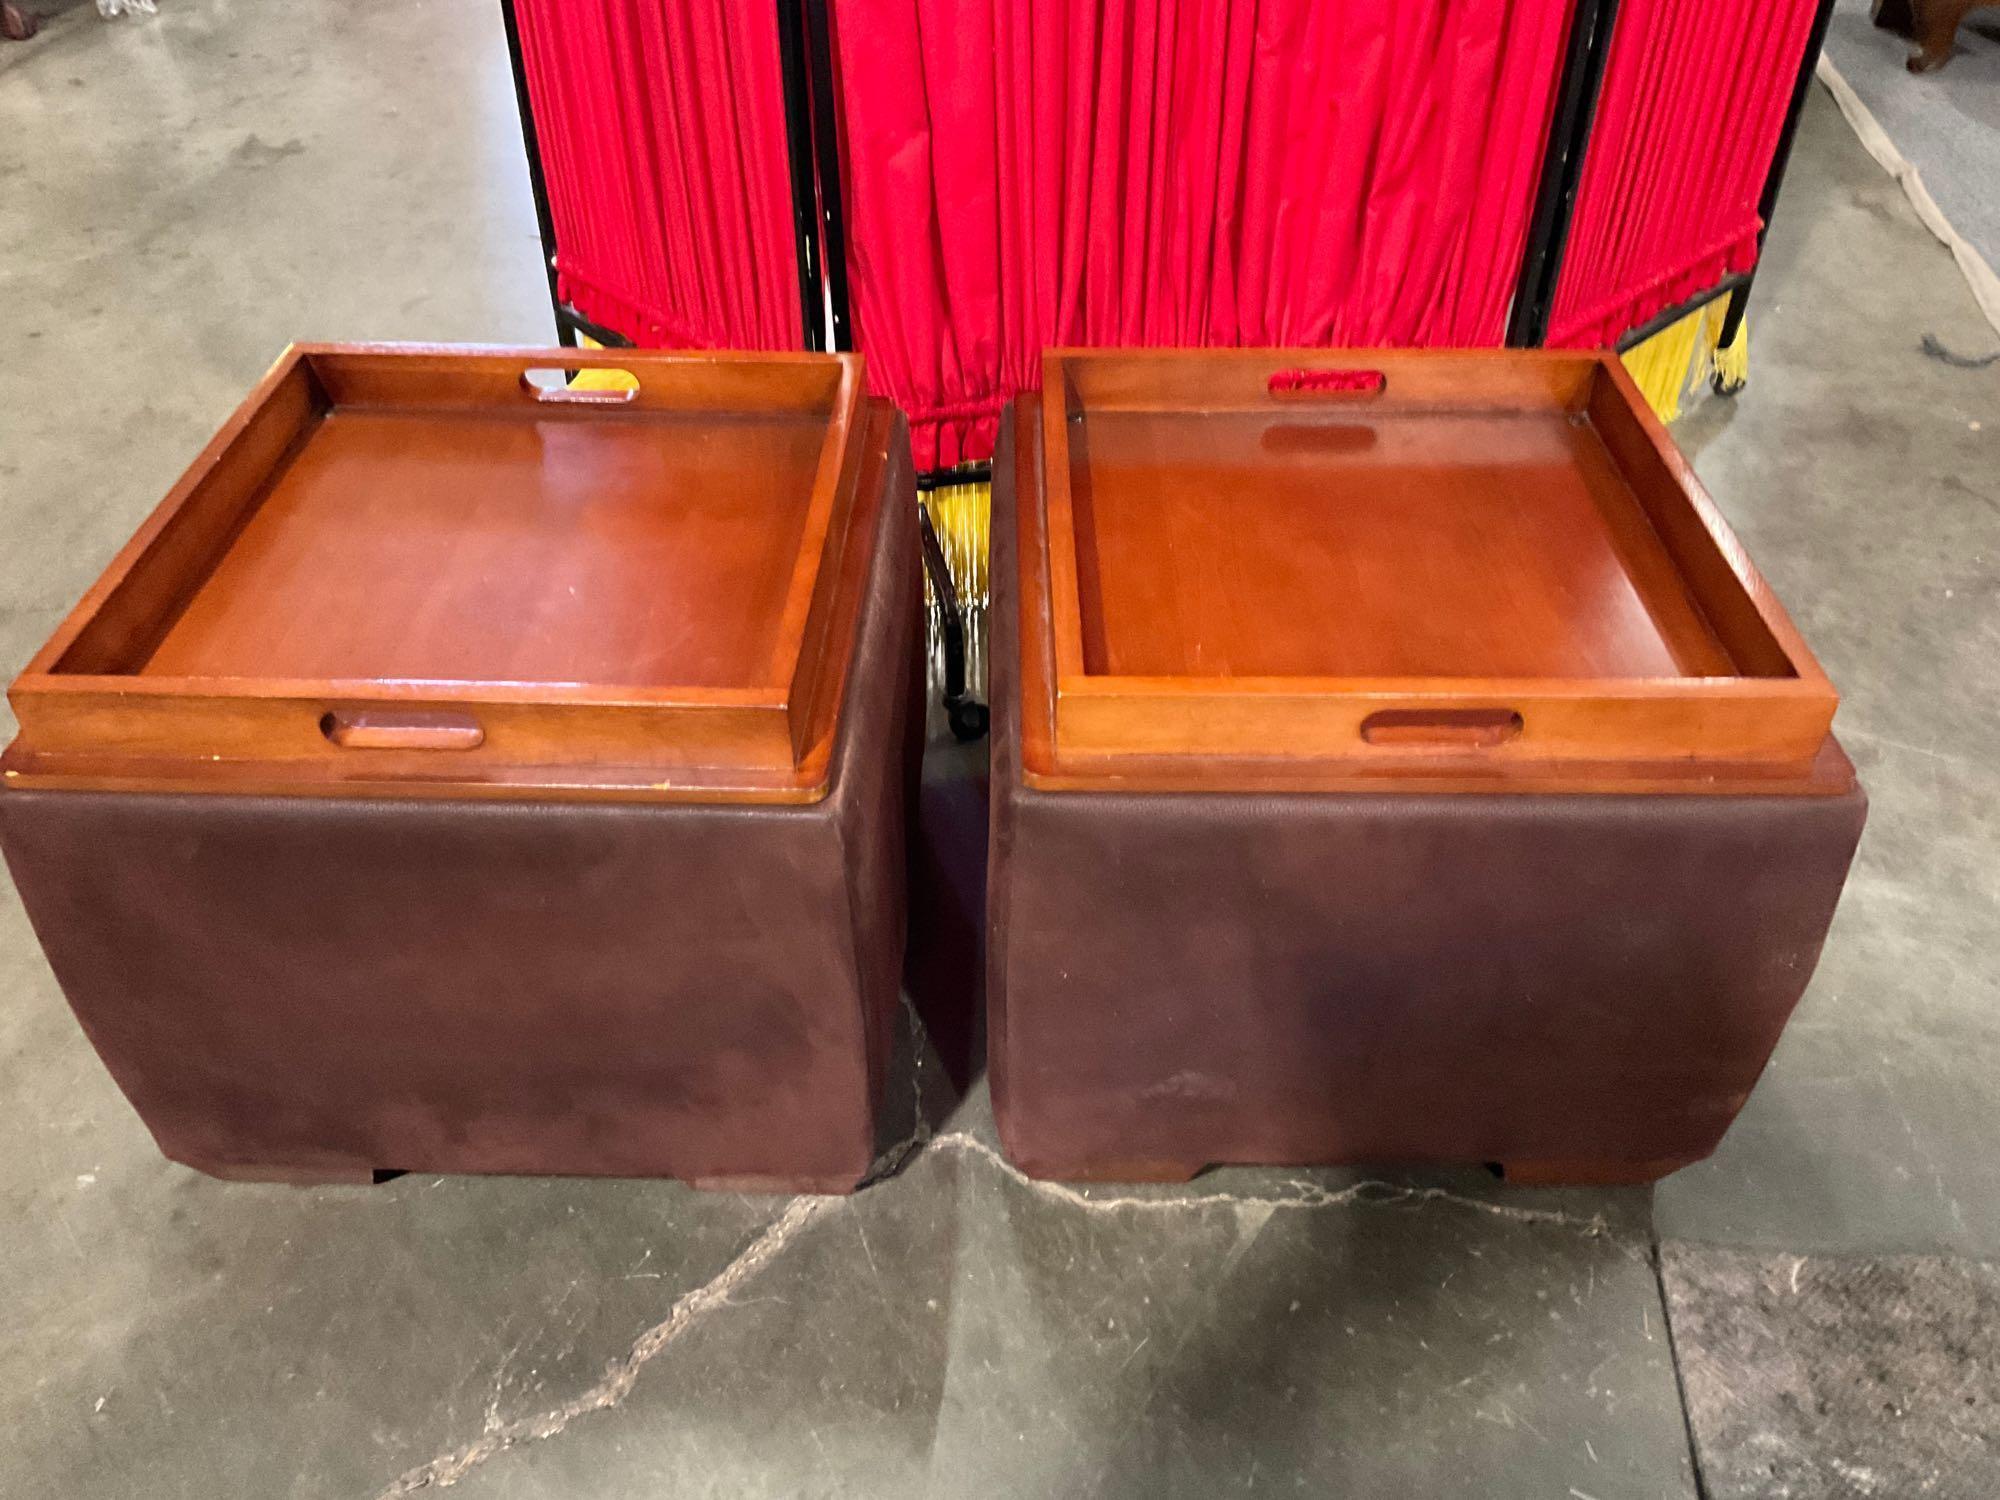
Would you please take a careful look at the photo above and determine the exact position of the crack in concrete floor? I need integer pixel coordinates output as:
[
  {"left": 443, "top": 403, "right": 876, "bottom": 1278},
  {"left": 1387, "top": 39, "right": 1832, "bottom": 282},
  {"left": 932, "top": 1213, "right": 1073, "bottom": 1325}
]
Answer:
[
  {"left": 377, "top": 1193, "right": 835, "bottom": 1495},
  {"left": 373, "top": 1120, "right": 1635, "bottom": 1495}
]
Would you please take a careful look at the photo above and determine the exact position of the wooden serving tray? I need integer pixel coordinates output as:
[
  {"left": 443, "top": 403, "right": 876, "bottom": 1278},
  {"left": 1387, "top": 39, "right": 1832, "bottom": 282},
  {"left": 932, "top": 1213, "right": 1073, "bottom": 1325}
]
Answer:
[
  {"left": 3, "top": 345, "right": 888, "bottom": 803},
  {"left": 1017, "top": 349, "right": 1845, "bottom": 794}
]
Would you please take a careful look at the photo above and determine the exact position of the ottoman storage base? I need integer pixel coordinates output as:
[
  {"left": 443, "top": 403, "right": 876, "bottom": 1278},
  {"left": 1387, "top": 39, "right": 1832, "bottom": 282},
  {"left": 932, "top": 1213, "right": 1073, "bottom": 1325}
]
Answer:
[
  {"left": 988, "top": 357, "right": 1867, "bottom": 1186},
  {"left": 3, "top": 740, "right": 917, "bottom": 1192},
  {"left": 991, "top": 750, "right": 1866, "bottom": 1186},
  {"left": 1, "top": 349, "right": 921, "bottom": 1191}
]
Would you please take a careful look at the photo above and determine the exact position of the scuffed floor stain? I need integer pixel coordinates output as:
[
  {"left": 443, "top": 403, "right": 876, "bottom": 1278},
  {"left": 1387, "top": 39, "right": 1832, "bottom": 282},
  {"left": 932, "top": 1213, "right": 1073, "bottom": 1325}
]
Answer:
[
  {"left": 231, "top": 133, "right": 306, "bottom": 168},
  {"left": 1662, "top": 1243, "right": 2000, "bottom": 1499}
]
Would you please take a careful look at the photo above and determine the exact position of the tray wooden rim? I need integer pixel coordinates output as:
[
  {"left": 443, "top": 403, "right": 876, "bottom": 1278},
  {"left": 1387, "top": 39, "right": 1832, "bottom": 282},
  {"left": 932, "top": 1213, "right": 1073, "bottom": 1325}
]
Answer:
[
  {"left": 1010, "top": 359, "right": 1852, "bottom": 796},
  {"left": 3, "top": 345, "right": 887, "bottom": 804}
]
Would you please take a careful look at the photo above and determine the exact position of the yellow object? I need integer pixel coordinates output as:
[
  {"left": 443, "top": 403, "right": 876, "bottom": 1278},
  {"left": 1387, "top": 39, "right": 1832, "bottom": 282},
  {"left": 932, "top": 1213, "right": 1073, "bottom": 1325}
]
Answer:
[
  {"left": 567, "top": 333, "right": 641, "bottom": 393},
  {"left": 923, "top": 473, "right": 991, "bottom": 609},
  {"left": 1618, "top": 299, "right": 1746, "bottom": 422},
  {"left": 1710, "top": 314, "right": 1750, "bottom": 396}
]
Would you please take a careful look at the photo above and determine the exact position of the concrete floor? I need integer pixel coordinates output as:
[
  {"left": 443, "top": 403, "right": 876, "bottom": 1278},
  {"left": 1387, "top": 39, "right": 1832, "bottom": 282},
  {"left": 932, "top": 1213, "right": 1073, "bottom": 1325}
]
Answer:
[{"left": 2, "top": 4, "right": 1996, "bottom": 1497}]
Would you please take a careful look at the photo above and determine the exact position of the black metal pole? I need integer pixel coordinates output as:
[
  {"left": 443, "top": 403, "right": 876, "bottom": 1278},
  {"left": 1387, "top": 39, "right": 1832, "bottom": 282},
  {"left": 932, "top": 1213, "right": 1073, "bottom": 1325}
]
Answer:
[
  {"left": 1506, "top": 0, "right": 1623, "bottom": 348},
  {"left": 795, "top": 1, "right": 976, "bottom": 730},
  {"left": 499, "top": 0, "right": 574, "bottom": 348},
  {"left": 1715, "top": 0, "right": 1840, "bottom": 349},
  {"left": 802, "top": 0, "right": 853, "bottom": 353},
  {"left": 917, "top": 504, "right": 987, "bottom": 741},
  {"left": 914, "top": 462, "right": 993, "bottom": 493},
  {"left": 557, "top": 304, "right": 635, "bottom": 350},
  {"left": 918, "top": 509, "right": 966, "bottom": 708},
  {"left": 775, "top": 0, "right": 827, "bottom": 352}
]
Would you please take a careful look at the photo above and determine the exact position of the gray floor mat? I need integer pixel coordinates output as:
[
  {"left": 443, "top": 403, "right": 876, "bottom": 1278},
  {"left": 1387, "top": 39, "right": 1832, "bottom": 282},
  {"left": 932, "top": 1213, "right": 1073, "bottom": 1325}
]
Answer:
[
  {"left": 1824, "top": 0, "right": 2000, "bottom": 293},
  {"left": 1662, "top": 1244, "right": 2000, "bottom": 1499}
]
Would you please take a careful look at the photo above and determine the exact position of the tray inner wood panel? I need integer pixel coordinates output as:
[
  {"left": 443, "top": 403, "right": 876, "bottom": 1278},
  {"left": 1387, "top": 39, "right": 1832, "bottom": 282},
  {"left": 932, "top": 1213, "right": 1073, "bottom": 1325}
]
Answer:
[
  {"left": 135, "top": 407, "right": 829, "bottom": 688},
  {"left": 1068, "top": 407, "right": 1743, "bottom": 681}
]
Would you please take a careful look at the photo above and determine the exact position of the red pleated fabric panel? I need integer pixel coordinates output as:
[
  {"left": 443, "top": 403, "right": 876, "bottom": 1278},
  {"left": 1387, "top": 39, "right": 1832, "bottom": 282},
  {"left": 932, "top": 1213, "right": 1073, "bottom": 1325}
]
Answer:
[
  {"left": 513, "top": 0, "right": 802, "bottom": 349},
  {"left": 1546, "top": 0, "right": 1819, "bottom": 349},
  {"left": 829, "top": 0, "right": 1576, "bottom": 468}
]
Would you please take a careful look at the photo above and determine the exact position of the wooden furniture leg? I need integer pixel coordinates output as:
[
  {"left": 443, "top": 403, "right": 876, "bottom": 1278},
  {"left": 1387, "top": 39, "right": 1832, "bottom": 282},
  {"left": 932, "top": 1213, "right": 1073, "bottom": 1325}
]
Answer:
[
  {"left": 1918, "top": 0, "right": 1983, "bottom": 70},
  {"left": 1876, "top": 0, "right": 1987, "bottom": 72},
  {"left": 1, "top": 2, "right": 39, "bottom": 42}
]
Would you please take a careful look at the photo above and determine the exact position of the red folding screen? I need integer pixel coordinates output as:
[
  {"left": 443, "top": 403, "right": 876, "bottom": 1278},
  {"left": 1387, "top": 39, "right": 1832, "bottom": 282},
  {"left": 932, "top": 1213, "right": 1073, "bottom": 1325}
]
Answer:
[
  {"left": 505, "top": 0, "right": 1824, "bottom": 458},
  {"left": 1546, "top": 0, "right": 1821, "bottom": 349},
  {"left": 512, "top": 0, "right": 801, "bottom": 349},
  {"left": 827, "top": 0, "right": 1577, "bottom": 468}
]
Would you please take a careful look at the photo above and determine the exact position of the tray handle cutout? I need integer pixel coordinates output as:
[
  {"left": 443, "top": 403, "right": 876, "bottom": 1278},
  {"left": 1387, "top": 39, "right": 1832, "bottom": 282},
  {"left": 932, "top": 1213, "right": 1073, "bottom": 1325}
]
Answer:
[
  {"left": 1268, "top": 367, "right": 1387, "bottom": 399},
  {"left": 320, "top": 709, "right": 485, "bottom": 752},
  {"left": 521, "top": 366, "right": 639, "bottom": 404},
  {"left": 1360, "top": 708, "right": 1523, "bottom": 750}
]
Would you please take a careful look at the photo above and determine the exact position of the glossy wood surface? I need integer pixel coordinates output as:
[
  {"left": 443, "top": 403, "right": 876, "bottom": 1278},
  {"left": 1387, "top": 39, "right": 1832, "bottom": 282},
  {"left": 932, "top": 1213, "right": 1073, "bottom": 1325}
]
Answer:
[
  {"left": 1070, "top": 407, "right": 1729, "bottom": 679},
  {"left": 142, "top": 407, "right": 828, "bottom": 687},
  {"left": 4, "top": 345, "right": 888, "bottom": 802},
  {"left": 1016, "top": 349, "right": 1849, "bottom": 794}
]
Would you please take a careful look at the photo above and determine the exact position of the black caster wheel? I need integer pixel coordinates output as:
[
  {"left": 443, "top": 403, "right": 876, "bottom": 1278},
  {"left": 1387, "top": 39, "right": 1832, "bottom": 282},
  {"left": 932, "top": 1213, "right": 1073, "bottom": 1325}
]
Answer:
[
  {"left": 947, "top": 698, "right": 989, "bottom": 742},
  {"left": 1711, "top": 369, "right": 1746, "bottom": 398}
]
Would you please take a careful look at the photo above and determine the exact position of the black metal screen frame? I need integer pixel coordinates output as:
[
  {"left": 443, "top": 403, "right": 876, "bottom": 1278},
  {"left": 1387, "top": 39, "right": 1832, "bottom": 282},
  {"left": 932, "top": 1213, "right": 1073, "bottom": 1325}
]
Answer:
[
  {"left": 1612, "top": 273, "right": 1751, "bottom": 353},
  {"left": 498, "top": 0, "right": 832, "bottom": 352},
  {"left": 1507, "top": 0, "right": 1623, "bottom": 349},
  {"left": 1509, "top": 0, "right": 1838, "bottom": 358},
  {"left": 803, "top": 0, "right": 853, "bottom": 355},
  {"left": 1716, "top": 0, "right": 1840, "bottom": 348},
  {"left": 774, "top": 0, "right": 830, "bottom": 351},
  {"left": 500, "top": 0, "right": 571, "bottom": 348}
]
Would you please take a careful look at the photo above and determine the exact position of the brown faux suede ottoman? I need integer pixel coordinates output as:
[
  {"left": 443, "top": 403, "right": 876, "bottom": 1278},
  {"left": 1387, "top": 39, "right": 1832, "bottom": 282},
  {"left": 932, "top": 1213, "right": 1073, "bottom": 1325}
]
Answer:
[
  {"left": 0, "top": 348, "right": 922, "bottom": 1191},
  {"left": 989, "top": 354, "right": 1867, "bottom": 1186}
]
